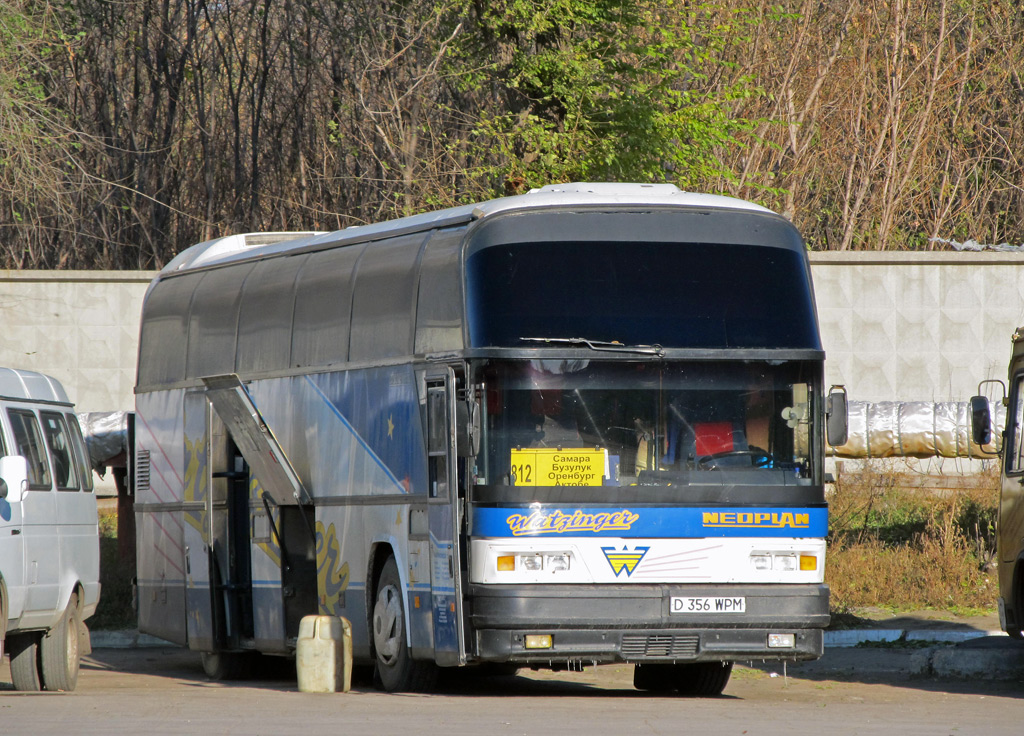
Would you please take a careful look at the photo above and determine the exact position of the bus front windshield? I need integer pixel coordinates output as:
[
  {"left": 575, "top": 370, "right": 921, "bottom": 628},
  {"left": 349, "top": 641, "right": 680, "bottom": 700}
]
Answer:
[{"left": 476, "top": 360, "right": 820, "bottom": 489}]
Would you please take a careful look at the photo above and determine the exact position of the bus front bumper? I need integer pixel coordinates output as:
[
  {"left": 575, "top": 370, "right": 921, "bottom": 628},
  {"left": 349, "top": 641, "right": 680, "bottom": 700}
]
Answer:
[{"left": 468, "top": 583, "right": 829, "bottom": 664}]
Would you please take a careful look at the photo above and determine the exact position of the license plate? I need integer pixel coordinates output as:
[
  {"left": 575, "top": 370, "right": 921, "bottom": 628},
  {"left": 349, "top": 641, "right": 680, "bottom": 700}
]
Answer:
[{"left": 670, "top": 596, "right": 746, "bottom": 614}]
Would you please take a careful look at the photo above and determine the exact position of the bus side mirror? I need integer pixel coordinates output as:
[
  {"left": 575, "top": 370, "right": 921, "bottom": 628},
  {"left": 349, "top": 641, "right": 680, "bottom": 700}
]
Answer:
[
  {"left": 970, "top": 395, "right": 992, "bottom": 447},
  {"left": 0, "top": 455, "right": 29, "bottom": 504},
  {"left": 826, "top": 386, "right": 848, "bottom": 447},
  {"left": 456, "top": 401, "right": 480, "bottom": 458}
]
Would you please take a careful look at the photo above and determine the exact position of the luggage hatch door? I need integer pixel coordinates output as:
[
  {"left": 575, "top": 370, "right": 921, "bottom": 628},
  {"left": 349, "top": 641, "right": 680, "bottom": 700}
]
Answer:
[{"left": 201, "top": 374, "right": 309, "bottom": 507}]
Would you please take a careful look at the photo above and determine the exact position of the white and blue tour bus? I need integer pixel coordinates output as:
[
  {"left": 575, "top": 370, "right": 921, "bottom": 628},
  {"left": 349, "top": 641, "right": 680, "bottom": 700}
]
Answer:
[{"left": 133, "top": 183, "right": 847, "bottom": 694}]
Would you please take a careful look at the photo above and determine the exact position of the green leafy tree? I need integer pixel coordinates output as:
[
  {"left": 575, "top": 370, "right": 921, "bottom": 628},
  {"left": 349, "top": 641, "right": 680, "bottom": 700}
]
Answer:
[{"left": 453, "top": 0, "right": 763, "bottom": 195}]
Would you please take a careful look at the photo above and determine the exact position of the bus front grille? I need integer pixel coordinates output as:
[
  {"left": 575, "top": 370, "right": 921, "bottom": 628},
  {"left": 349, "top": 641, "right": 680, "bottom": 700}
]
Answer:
[{"left": 622, "top": 634, "right": 700, "bottom": 659}]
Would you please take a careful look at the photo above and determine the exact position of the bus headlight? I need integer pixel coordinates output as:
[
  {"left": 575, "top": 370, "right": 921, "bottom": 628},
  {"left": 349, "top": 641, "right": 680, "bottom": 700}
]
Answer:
[
  {"left": 495, "top": 551, "right": 572, "bottom": 573},
  {"left": 750, "top": 551, "right": 818, "bottom": 572},
  {"left": 546, "top": 553, "right": 571, "bottom": 572},
  {"left": 521, "top": 554, "right": 544, "bottom": 571},
  {"left": 775, "top": 554, "right": 797, "bottom": 572}
]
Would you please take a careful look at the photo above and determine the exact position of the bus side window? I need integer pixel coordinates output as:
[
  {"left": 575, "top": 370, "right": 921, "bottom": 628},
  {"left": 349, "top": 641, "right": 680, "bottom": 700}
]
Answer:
[
  {"left": 427, "top": 386, "right": 449, "bottom": 498},
  {"left": 7, "top": 409, "right": 52, "bottom": 490}
]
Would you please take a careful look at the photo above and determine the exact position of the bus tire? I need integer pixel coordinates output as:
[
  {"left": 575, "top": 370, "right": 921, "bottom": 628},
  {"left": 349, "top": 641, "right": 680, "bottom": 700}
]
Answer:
[
  {"left": 201, "top": 651, "right": 253, "bottom": 680},
  {"left": 8, "top": 632, "right": 43, "bottom": 691},
  {"left": 633, "top": 663, "right": 678, "bottom": 692},
  {"left": 672, "top": 661, "right": 733, "bottom": 697},
  {"left": 372, "top": 557, "right": 437, "bottom": 692},
  {"left": 40, "top": 593, "right": 81, "bottom": 691}
]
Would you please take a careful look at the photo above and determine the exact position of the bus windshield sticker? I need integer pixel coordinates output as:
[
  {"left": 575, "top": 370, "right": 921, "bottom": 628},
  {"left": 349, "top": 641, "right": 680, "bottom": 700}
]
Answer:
[{"left": 510, "top": 448, "right": 608, "bottom": 486}]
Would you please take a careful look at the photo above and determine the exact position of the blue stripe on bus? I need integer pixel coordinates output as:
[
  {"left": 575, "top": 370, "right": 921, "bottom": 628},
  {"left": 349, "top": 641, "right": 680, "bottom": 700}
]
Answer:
[
  {"left": 303, "top": 374, "right": 406, "bottom": 493},
  {"left": 471, "top": 506, "right": 827, "bottom": 538}
]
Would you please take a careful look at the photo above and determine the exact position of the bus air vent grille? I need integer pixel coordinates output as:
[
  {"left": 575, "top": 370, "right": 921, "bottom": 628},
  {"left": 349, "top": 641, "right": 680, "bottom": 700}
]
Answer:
[
  {"left": 136, "top": 450, "right": 151, "bottom": 492},
  {"left": 622, "top": 634, "right": 699, "bottom": 659}
]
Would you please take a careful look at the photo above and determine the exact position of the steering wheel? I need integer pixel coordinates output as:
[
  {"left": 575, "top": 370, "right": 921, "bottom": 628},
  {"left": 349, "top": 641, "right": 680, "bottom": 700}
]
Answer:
[{"left": 697, "top": 447, "right": 772, "bottom": 469}]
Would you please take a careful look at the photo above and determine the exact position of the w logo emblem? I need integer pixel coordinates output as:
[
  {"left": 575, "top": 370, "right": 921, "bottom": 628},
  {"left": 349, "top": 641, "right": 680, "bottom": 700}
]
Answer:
[{"left": 602, "top": 545, "right": 649, "bottom": 577}]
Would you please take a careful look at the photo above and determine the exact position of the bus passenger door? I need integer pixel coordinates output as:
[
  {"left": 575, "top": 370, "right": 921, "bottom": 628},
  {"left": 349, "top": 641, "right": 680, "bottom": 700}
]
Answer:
[
  {"left": 182, "top": 392, "right": 216, "bottom": 651},
  {"left": 426, "top": 372, "right": 466, "bottom": 666}
]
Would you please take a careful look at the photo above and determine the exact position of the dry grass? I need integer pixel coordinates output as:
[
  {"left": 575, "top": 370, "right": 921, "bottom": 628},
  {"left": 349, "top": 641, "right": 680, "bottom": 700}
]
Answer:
[{"left": 826, "top": 461, "right": 998, "bottom": 613}]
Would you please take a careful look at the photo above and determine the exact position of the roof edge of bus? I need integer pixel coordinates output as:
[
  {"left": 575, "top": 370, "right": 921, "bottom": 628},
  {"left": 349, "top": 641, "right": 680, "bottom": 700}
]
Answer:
[
  {"left": 158, "top": 183, "right": 776, "bottom": 275},
  {"left": 0, "top": 367, "right": 72, "bottom": 404}
]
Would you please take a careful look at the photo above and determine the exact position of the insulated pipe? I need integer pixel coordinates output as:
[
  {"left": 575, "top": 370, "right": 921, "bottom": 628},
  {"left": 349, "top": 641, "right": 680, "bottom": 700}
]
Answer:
[{"left": 829, "top": 400, "right": 1005, "bottom": 459}]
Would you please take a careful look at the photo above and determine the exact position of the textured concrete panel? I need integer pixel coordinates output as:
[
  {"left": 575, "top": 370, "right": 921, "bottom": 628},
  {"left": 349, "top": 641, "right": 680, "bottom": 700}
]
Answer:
[
  {"left": 0, "top": 271, "right": 153, "bottom": 413},
  {"left": 812, "top": 252, "right": 1024, "bottom": 403}
]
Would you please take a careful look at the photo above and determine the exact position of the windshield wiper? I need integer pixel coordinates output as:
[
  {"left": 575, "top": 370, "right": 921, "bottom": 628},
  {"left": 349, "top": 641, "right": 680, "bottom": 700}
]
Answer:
[{"left": 520, "top": 336, "right": 664, "bottom": 356}]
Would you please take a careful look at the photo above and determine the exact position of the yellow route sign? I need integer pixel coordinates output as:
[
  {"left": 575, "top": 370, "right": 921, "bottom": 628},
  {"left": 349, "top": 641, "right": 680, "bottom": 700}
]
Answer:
[{"left": 510, "top": 448, "right": 607, "bottom": 487}]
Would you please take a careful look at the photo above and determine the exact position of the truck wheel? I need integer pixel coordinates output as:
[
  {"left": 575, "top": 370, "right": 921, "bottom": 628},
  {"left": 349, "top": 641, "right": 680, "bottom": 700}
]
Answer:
[
  {"left": 372, "top": 557, "right": 436, "bottom": 692},
  {"left": 672, "top": 661, "right": 733, "bottom": 696},
  {"left": 40, "top": 594, "right": 81, "bottom": 691},
  {"left": 8, "top": 632, "right": 43, "bottom": 691}
]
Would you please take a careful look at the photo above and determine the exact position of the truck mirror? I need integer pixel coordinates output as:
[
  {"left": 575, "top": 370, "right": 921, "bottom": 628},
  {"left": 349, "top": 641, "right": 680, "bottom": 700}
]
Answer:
[
  {"left": 455, "top": 401, "right": 480, "bottom": 458},
  {"left": 970, "top": 395, "right": 992, "bottom": 447},
  {"left": 826, "top": 386, "right": 848, "bottom": 447},
  {"left": 0, "top": 455, "right": 29, "bottom": 504}
]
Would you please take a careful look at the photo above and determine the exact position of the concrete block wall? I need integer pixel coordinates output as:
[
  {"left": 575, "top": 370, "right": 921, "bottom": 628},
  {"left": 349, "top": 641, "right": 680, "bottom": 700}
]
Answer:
[
  {"left": 1, "top": 251, "right": 1023, "bottom": 417},
  {"left": 812, "top": 252, "right": 1024, "bottom": 404},
  {"left": 0, "top": 270, "right": 153, "bottom": 413}
]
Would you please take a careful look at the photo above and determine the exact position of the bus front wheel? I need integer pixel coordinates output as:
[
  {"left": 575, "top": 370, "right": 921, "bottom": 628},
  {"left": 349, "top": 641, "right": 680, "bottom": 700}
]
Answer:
[
  {"left": 372, "top": 557, "right": 436, "bottom": 692},
  {"left": 633, "top": 661, "right": 732, "bottom": 696}
]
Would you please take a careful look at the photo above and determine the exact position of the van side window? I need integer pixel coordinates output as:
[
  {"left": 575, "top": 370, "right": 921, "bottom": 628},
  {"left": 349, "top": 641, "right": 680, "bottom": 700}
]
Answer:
[
  {"left": 8, "top": 409, "right": 52, "bottom": 489},
  {"left": 67, "top": 414, "right": 95, "bottom": 493},
  {"left": 41, "top": 411, "right": 80, "bottom": 491}
]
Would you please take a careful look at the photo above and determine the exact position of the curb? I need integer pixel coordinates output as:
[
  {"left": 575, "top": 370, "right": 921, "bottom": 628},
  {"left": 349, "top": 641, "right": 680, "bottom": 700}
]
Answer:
[
  {"left": 91, "top": 630, "right": 170, "bottom": 649},
  {"left": 825, "top": 628, "right": 1007, "bottom": 648}
]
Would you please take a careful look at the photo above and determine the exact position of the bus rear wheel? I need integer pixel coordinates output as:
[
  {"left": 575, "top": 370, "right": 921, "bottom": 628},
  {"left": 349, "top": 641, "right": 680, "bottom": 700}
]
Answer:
[
  {"left": 372, "top": 557, "right": 436, "bottom": 692},
  {"left": 201, "top": 651, "right": 254, "bottom": 680}
]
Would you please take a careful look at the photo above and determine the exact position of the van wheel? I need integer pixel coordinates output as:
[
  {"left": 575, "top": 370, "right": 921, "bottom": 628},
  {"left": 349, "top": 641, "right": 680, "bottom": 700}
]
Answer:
[
  {"left": 372, "top": 557, "right": 437, "bottom": 692},
  {"left": 9, "top": 632, "right": 43, "bottom": 691},
  {"left": 40, "top": 595, "right": 81, "bottom": 691}
]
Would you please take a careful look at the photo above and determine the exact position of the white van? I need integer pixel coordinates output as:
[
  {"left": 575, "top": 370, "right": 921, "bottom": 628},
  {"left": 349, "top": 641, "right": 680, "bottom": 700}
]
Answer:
[{"left": 0, "top": 368, "right": 99, "bottom": 691}]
